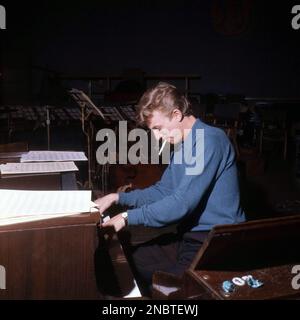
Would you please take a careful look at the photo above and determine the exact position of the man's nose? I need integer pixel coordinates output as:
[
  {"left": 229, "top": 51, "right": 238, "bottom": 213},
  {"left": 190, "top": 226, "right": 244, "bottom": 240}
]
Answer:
[
  {"left": 153, "top": 130, "right": 162, "bottom": 141},
  {"left": 160, "top": 129, "right": 169, "bottom": 140}
]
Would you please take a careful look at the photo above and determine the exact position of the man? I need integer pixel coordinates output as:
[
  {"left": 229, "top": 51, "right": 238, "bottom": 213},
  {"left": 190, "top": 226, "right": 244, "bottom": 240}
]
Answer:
[{"left": 95, "top": 82, "right": 245, "bottom": 296}]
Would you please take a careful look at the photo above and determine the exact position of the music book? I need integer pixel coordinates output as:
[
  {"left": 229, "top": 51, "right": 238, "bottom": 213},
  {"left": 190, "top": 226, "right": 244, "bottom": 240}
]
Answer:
[
  {"left": 20, "top": 151, "right": 88, "bottom": 162},
  {"left": 0, "top": 189, "right": 98, "bottom": 226},
  {"left": 0, "top": 161, "right": 78, "bottom": 175}
]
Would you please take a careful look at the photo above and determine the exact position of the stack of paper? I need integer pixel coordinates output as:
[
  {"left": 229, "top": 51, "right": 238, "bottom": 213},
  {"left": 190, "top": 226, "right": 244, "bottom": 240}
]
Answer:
[
  {"left": 0, "top": 161, "right": 78, "bottom": 175},
  {"left": 0, "top": 189, "right": 98, "bottom": 226},
  {"left": 20, "top": 151, "right": 88, "bottom": 162}
]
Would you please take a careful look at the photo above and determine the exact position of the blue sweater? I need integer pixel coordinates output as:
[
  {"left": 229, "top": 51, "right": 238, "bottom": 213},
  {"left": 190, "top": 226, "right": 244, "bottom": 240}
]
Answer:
[{"left": 118, "top": 119, "right": 245, "bottom": 231}]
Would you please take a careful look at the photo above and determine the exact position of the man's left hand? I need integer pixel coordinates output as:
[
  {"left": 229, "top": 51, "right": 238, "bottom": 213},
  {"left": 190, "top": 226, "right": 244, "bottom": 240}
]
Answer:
[{"left": 102, "top": 213, "right": 126, "bottom": 232}]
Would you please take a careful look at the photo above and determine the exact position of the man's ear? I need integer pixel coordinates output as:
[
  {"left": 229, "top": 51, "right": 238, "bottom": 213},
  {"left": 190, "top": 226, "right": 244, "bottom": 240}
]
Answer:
[{"left": 172, "top": 109, "right": 184, "bottom": 122}]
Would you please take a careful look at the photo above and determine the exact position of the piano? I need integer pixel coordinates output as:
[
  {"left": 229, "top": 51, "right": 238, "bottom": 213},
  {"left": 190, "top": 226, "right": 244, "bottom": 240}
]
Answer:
[
  {"left": 0, "top": 213, "right": 103, "bottom": 299},
  {"left": 0, "top": 147, "right": 141, "bottom": 299}
]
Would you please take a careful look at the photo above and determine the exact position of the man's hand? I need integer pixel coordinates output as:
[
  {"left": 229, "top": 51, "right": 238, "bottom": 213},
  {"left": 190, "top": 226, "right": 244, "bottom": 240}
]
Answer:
[
  {"left": 94, "top": 193, "right": 119, "bottom": 215},
  {"left": 117, "top": 183, "right": 133, "bottom": 193},
  {"left": 102, "top": 213, "right": 126, "bottom": 232}
]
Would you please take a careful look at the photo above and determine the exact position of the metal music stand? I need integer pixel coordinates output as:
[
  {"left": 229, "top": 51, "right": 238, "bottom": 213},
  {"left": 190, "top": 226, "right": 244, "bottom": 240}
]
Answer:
[
  {"left": 69, "top": 88, "right": 107, "bottom": 189},
  {"left": 45, "top": 106, "right": 51, "bottom": 150}
]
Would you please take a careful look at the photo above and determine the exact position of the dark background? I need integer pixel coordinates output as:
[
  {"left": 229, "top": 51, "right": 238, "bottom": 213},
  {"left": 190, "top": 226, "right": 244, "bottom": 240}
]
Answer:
[
  {"left": 0, "top": 0, "right": 299, "bottom": 101},
  {"left": 1, "top": 1, "right": 300, "bottom": 304}
]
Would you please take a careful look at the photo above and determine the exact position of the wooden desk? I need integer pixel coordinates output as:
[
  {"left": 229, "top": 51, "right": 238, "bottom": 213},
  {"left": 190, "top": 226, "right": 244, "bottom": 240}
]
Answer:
[
  {"left": 0, "top": 152, "right": 77, "bottom": 190},
  {"left": 153, "top": 215, "right": 300, "bottom": 300},
  {"left": 0, "top": 152, "right": 25, "bottom": 164},
  {"left": 185, "top": 215, "right": 300, "bottom": 300},
  {"left": 0, "top": 213, "right": 103, "bottom": 299},
  {"left": 0, "top": 172, "right": 77, "bottom": 190}
]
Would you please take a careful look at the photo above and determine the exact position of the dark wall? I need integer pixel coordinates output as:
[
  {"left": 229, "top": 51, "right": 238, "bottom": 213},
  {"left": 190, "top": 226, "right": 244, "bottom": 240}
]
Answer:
[{"left": 0, "top": 0, "right": 300, "bottom": 103}]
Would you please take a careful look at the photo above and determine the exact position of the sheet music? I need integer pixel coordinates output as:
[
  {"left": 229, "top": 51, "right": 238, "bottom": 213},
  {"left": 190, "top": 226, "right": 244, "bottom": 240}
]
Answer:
[
  {"left": 20, "top": 151, "right": 88, "bottom": 162},
  {"left": 0, "top": 161, "right": 78, "bottom": 175},
  {"left": 0, "top": 189, "right": 97, "bottom": 225},
  {"left": 0, "top": 204, "right": 98, "bottom": 226}
]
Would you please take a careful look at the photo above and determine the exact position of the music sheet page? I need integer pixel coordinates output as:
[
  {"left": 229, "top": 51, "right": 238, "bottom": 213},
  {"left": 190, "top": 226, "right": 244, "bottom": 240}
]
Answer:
[
  {"left": 0, "top": 189, "right": 97, "bottom": 225},
  {"left": 20, "top": 151, "right": 88, "bottom": 162},
  {"left": 0, "top": 161, "right": 78, "bottom": 175}
]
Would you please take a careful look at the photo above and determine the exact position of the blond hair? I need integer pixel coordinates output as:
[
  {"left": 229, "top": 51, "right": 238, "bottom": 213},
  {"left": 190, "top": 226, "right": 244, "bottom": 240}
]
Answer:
[{"left": 136, "top": 82, "right": 192, "bottom": 126}]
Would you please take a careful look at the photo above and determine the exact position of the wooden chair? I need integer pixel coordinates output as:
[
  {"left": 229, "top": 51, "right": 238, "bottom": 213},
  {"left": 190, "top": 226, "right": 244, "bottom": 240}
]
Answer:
[{"left": 259, "top": 108, "right": 288, "bottom": 160}]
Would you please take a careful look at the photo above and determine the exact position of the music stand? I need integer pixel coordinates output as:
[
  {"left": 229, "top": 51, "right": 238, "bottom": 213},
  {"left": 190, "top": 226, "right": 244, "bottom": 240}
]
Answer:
[
  {"left": 69, "top": 88, "right": 106, "bottom": 120},
  {"left": 69, "top": 89, "right": 107, "bottom": 189},
  {"left": 45, "top": 106, "right": 51, "bottom": 150}
]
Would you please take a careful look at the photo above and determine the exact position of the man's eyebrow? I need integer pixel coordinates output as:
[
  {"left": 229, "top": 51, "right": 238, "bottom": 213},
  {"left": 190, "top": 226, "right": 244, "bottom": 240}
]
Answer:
[{"left": 151, "top": 125, "right": 161, "bottom": 130}]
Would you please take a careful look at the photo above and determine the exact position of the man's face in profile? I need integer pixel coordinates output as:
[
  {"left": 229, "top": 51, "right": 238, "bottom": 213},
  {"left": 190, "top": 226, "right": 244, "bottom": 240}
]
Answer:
[{"left": 147, "top": 110, "right": 183, "bottom": 145}]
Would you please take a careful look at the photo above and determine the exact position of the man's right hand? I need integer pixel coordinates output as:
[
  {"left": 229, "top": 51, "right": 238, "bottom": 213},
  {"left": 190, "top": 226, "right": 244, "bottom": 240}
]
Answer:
[{"left": 94, "top": 193, "right": 119, "bottom": 215}]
